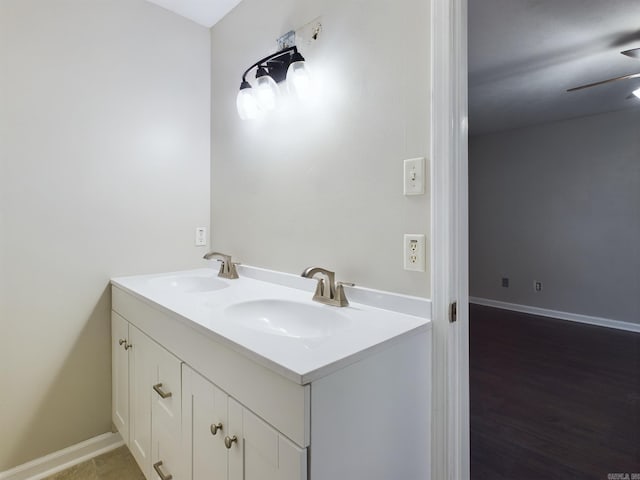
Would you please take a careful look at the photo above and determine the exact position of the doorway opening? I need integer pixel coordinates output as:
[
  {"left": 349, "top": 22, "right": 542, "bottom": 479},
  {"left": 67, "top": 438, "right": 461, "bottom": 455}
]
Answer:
[{"left": 467, "top": 1, "right": 640, "bottom": 478}]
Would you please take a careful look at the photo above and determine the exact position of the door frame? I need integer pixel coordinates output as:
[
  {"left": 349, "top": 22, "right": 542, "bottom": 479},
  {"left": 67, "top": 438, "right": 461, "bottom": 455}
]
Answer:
[{"left": 430, "top": 0, "right": 469, "bottom": 478}]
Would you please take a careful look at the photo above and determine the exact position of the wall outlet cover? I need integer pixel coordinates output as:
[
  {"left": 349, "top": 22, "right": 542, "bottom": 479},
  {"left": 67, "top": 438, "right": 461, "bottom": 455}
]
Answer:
[
  {"left": 404, "top": 234, "right": 426, "bottom": 272},
  {"left": 195, "top": 227, "right": 207, "bottom": 246}
]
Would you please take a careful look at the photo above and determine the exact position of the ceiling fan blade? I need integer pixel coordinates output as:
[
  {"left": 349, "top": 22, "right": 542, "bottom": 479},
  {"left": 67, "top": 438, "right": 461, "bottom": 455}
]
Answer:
[
  {"left": 567, "top": 72, "right": 640, "bottom": 92},
  {"left": 621, "top": 47, "right": 640, "bottom": 59}
]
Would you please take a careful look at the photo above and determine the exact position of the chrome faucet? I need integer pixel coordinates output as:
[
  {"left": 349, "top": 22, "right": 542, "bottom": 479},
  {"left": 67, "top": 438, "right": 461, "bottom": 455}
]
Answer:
[
  {"left": 203, "top": 252, "right": 239, "bottom": 279},
  {"left": 301, "top": 267, "right": 354, "bottom": 307}
]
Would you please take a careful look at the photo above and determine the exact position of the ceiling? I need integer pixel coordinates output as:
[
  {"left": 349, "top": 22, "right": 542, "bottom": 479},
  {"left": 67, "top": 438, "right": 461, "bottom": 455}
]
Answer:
[
  {"left": 145, "top": 0, "right": 242, "bottom": 28},
  {"left": 469, "top": 0, "right": 640, "bottom": 135}
]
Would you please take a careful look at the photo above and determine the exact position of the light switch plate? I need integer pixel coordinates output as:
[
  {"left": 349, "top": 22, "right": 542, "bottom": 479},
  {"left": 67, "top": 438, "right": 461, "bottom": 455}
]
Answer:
[{"left": 403, "top": 157, "right": 425, "bottom": 195}]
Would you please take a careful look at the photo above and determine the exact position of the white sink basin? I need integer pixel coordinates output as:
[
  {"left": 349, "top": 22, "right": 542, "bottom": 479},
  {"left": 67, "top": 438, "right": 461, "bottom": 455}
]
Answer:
[
  {"left": 223, "top": 299, "right": 349, "bottom": 339},
  {"left": 149, "top": 274, "right": 228, "bottom": 293}
]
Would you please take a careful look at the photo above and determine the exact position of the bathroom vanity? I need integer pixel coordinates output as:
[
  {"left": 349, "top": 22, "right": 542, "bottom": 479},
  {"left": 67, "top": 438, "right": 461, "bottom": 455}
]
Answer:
[{"left": 111, "top": 266, "right": 431, "bottom": 480}]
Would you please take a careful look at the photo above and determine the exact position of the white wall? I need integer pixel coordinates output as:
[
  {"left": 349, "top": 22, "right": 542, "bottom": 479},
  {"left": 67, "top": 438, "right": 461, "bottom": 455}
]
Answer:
[
  {"left": 469, "top": 109, "right": 640, "bottom": 323},
  {"left": 210, "top": 0, "right": 431, "bottom": 297},
  {"left": 0, "top": 0, "right": 210, "bottom": 470}
]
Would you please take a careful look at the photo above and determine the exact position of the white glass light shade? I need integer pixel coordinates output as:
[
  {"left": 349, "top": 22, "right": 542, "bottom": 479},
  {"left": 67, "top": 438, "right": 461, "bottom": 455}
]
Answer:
[
  {"left": 236, "top": 86, "right": 261, "bottom": 120},
  {"left": 255, "top": 74, "right": 280, "bottom": 111},
  {"left": 287, "top": 60, "right": 313, "bottom": 100},
  {"left": 633, "top": 87, "right": 640, "bottom": 99}
]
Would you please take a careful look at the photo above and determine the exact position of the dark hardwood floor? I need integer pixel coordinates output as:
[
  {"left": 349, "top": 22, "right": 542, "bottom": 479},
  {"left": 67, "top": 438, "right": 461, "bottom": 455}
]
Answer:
[{"left": 470, "top": 303, "right": 640, "bottom": 480}]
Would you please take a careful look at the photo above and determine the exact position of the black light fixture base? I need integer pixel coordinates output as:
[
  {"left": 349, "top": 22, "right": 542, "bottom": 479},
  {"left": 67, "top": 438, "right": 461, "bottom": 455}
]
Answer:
[
  {"left": 265, "top": 52, "right": 294, "bottom": 83},
  {"left": 240, "top": 46, "right": 305, "bottom": 85}
]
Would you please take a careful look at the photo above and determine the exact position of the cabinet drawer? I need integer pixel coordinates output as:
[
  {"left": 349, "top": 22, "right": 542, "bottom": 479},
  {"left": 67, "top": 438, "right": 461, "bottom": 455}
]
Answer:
[
  {"left": 113, "top": 286, "right": 310, "bottom": 447},
  {"left": 152, "top": 427, "right": 182, "bottom": 480},
  {"left": 151, "top": 341, "right": 182, "bottom": 434}
]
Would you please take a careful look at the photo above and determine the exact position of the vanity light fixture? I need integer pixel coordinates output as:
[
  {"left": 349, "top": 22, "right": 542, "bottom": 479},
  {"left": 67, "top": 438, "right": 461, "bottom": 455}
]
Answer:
[
  {"left": 236, "top": 80, "right": 261, "bottom": 120},
  {"left": 236, "top": 46, "right": 311, "bottom": 120},
  {"left": 633, "top": 87, "right": 640, "bottom": 99},
  {"left": 287, "top": 50, "right": 313, "bottom": 100},
  {"left": 255, "top": 66, "right": 280, "bottom": 111}
]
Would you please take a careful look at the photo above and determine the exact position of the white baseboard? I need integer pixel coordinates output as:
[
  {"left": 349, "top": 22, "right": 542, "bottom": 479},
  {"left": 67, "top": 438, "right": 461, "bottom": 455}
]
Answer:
[
  {"left": 0, "top": 432, "right": 124, "bottom": 480},
  {"left": 469, "top": 297, "right": 640, "bottom": 333}
]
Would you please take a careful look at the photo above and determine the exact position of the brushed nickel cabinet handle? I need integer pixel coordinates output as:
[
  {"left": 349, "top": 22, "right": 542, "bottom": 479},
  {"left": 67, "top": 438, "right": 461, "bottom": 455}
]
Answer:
[
  {"left": 153, "top": 461, "right": 173, "bottom": 480},
  {"left": 152, "top": 383, "right": 172, "bottom": 399},
  {"left": 124, "top": 342, "right": 132, "bottom": 350},
  {"left": 224, "top": 435, "right": 238, "bottom": 449},
  {"left": 118, "top": 339, "right": 127, "bottom": 346},
  {"left": 210, "top": 422, "right": 223, "bottom": 435}
]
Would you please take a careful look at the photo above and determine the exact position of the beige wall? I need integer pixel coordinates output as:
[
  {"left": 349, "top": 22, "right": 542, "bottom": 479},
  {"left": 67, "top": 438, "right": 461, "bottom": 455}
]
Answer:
[
  {"left": 0, "top": 5, "right": 6, "bottom": 342},
  {"left": 0, "top": 0, "right": 211, "bottom": 471},
  {"left": 211, "top": 0, "right": 431, "bottom": 297}
]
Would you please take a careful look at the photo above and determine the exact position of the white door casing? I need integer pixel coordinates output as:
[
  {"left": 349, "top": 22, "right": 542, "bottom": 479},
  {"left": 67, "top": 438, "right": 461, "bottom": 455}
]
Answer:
[{"left": 430, "top": 0, "right": 470, "bottom": 478}]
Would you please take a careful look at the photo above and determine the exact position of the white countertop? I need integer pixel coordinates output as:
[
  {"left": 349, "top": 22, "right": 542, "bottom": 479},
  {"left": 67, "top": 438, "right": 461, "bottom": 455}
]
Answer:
[{"left": 111, "top": 266, "right": 431, "bottom": 384}]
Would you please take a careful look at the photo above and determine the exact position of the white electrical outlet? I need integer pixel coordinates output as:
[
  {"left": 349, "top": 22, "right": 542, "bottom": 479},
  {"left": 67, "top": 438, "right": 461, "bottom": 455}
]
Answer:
[
  {"left": 403, "top": 157, "right": 425, "bottom": 195},
  {"left": 404, "top": 234, "right": 426, "bottom": 271},
  {"left": 195, "top": 227, "right": 207, "bottom": 246}
]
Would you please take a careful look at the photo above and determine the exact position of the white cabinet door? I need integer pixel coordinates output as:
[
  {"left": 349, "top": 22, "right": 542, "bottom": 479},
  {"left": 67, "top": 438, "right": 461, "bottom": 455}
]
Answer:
[
  {"left": 129, "top": 325, "right": 154, "bottom": 479},
  {"left": 151, "top": 341, "right": 183, "bottom": 480},
  {"left": 227, "top": 398, "right": 243, "bottom": 480},
  {"left": 228, "top": 399, "right": 307, "bottom": 480},
  {"left": 112, "top": 312, "right": 130, "bottom": 445},
  {"left": 182, "top": 366, "right": 228, "bottom": 480}
]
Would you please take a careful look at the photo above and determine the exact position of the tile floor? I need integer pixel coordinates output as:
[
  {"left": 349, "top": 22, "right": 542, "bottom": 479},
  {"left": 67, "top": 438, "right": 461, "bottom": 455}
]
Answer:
[{"left": 43, "top": 446, "right": 144, "bottom": 480}]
